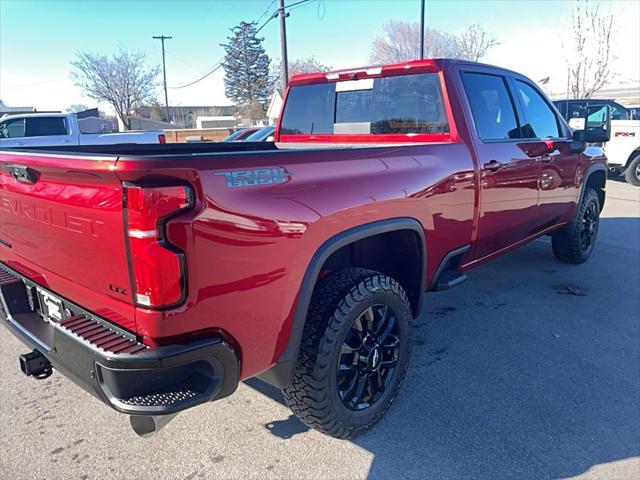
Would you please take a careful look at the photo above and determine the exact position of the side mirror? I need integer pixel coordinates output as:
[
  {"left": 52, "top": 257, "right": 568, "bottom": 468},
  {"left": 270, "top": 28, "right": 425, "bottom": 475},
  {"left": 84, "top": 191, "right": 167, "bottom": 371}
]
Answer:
[{"left": 572, "top": 104, "right": 611, "bottom": 144}]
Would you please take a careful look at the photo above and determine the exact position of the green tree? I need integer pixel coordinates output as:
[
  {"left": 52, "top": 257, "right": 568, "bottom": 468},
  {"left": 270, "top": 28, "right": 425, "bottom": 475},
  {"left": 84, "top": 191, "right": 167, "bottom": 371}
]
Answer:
[{"left": 221, "top": 21, "right": 272, "bottom": 120}]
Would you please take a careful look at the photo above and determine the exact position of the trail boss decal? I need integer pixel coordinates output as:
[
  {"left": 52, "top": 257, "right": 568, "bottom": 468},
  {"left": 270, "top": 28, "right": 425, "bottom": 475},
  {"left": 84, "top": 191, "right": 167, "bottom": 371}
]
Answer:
[{"left": 215, "top": 168, "right": 290, "bottom": 188}]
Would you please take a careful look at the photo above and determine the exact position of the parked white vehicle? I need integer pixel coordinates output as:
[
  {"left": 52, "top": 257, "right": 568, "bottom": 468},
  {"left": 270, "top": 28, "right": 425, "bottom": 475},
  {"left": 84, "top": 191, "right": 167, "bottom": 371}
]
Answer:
[
  {"left": 0, "top": 113, "right": 166, "bottom": 148},
  {"left": 607, "top": 120, "right": 640, "bottom": 186},
  {"left": 568, "top": 117, "right": 640, "bottom": 186},
  {"left": 555, "top": 99, "right": 640, "bottom": 186}
]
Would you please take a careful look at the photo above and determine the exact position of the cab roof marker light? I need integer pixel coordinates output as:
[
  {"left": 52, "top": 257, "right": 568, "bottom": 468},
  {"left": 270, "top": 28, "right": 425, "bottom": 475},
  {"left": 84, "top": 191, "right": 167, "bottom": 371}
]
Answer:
[
  {"left": 366, "top": 67, "right": 382, "bottom": 75},
  {"left": 325, "top": 72, "right": 340, "bottom": 80}
]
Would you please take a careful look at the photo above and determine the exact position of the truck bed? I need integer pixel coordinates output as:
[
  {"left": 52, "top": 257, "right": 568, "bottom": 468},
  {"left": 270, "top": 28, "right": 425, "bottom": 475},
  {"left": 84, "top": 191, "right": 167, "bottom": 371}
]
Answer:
[{"left": 4, "top": 141, "right": 280, "bottom": 157}]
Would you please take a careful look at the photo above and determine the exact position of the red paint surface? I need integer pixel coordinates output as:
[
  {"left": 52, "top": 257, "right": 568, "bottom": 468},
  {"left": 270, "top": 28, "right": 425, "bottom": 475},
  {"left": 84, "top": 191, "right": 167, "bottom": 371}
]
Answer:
[{"left": 0, "top": 59, "right": 605, "bottom": 379}]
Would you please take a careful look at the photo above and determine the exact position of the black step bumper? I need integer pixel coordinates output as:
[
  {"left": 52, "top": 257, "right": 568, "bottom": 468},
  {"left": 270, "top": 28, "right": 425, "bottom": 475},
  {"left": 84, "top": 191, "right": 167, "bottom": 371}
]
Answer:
[{"left": 0, "top": 262, "right": 239, "bottom": 416}]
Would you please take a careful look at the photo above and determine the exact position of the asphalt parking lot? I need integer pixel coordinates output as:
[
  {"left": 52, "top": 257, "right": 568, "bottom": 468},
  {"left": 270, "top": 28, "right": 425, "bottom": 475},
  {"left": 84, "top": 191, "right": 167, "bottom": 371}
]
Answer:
[{"left": 1, "top": 180, "right": 638, "bottom": 480}]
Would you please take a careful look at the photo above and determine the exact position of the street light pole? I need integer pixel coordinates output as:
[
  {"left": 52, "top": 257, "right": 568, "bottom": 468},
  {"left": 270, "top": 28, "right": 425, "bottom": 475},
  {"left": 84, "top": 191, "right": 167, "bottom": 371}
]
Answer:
[
  {"left": 277, "top": 0, "right": 289, "bottom": 89},
  {"left": 153, "top": 35, "right": 172, "bottom": 122},
  {"left": 419, "top": 0, "right": 425, "bottom": 59}
]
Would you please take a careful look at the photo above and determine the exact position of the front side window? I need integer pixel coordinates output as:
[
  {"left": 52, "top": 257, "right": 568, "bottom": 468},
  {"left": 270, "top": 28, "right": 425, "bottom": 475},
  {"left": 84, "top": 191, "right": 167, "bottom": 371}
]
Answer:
[
  {"left": 461, "top": 72, "right": 520, "bottom": 141},
  {"left": 514, "top": 81, "right": 561, "bottom": 139},
  {"left": 0, "top": 118, "right": 26, "bottom": 138},
  {"left": 25, "top": 117, "right": 68, "bottom": 137}
]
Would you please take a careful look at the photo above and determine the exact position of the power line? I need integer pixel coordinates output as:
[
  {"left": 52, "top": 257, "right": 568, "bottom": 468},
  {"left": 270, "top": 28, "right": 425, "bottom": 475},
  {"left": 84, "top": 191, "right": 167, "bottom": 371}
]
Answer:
[
  {"left": 168, "top": 11, "right": 278, "bottom": 89},
  {"left": 166, "top": 0, "right": 314, "bottom": 90},
  {"left": 168, "top": 62, "right": 225, "bottom": 89}
]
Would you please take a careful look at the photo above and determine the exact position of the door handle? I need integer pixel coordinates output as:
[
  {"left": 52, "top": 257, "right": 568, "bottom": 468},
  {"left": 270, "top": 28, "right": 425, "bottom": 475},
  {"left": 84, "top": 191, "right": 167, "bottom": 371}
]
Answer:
[{"left": 483, "top": 160, "right": 502, "bottom": 172}]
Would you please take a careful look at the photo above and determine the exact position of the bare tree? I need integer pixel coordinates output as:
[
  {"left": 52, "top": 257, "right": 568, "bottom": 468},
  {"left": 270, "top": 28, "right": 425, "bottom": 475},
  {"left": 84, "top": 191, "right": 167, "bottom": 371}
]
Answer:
[
  {"left": 370, "top": 20, "right": 497, "bottom": 64},
  {"left": 568, "top": 0, "right": 615, "bottom": 98},
  {"left": 371, "top": 21, "right": 458, "bottom": 63},
  {"left": 71, "top": 50, "right": 159, "bottom": 130},
  {"left": 456, "top": 24, "right": 500, "bottom": 62},
  {"left": 272, "top": 56, "right": 332, "bottom": 91}
]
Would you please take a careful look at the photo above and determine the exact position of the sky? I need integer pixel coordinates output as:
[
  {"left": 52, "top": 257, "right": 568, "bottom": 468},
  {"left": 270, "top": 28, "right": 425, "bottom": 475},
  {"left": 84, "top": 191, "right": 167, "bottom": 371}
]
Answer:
[{"left": 1, "top": 0, "right": 639, "bottom": 112}]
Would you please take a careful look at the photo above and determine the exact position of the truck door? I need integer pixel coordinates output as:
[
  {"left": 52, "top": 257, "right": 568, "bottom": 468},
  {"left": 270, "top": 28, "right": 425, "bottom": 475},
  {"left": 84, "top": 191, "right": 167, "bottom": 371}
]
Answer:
[
  {"left": 22, "top": 116, "right": 72, "bottom": 147},
  {"left": 460, "top": 70, "right": 544, "bottom": 260},
  {"left": 510, "top": 79, "right": 581, "bottom": 225},
  {"left": 0, "top": 117, "right": 27, "bottom": 148}
]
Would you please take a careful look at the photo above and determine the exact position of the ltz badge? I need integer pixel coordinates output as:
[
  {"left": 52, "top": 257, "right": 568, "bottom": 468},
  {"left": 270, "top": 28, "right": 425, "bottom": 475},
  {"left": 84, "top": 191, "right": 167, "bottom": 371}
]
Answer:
[{"left": 215, "top": 168, "right": 290, "bottom": 188}]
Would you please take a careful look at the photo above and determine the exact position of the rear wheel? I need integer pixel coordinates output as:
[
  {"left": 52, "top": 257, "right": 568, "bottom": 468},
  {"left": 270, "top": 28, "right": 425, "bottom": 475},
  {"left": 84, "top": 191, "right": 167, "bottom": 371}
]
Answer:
[
  {"left": 551, "top": 187, "right": 601, "bottom": 264},
  {"left": 283, "top": 268, "right": 412, "bottom": 439},
  {"left": 624, "top": 155, "right": 640, "bottom": 186}
]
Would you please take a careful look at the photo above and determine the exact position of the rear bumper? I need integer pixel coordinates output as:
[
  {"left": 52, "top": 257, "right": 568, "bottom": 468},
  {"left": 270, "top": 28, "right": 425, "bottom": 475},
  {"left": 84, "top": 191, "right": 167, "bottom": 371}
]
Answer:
[{"left": 0, "top": 262, "right": 239, "bottom": 416}]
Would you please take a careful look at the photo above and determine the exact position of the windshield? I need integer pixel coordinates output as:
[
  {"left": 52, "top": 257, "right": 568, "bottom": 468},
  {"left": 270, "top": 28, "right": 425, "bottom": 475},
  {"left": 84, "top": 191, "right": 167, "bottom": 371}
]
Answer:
[{"left": 245, "top": 127, "right": 275, "bottom": 141}]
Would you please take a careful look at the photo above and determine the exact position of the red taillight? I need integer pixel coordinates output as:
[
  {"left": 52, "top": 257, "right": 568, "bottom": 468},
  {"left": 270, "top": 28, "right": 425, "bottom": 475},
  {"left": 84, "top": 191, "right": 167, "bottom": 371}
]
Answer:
[
  {"left": 124, "top": 184, "right": 193, "bottom": 309},
  {"left": 158, "top": 134, "right": 166, "bottom": 144}
]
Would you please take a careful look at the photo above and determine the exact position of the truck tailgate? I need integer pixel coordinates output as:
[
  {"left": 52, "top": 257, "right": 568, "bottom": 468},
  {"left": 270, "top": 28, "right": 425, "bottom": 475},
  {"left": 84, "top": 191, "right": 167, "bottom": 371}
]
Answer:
[{"left": 0, "top": 151, "right": 136, "bottom": 330}]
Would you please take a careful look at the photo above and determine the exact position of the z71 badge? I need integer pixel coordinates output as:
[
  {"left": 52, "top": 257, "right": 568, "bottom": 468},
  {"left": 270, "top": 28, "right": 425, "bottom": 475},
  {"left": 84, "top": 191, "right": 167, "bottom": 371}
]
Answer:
[{"left": 215, "top": 168, "right": 290, "bottom": 188}]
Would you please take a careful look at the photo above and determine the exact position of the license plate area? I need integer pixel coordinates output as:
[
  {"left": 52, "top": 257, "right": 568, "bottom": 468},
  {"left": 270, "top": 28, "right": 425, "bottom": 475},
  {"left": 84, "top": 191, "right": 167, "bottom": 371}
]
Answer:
[{"left": 36, "top": 288, "right": 65, "bottom": 323}]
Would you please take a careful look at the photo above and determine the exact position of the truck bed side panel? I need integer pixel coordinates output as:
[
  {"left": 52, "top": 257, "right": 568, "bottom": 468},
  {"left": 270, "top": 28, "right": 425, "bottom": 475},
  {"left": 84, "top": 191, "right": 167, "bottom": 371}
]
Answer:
[{"left": 115, "top": 143, "right": 476, "bottom": 377}]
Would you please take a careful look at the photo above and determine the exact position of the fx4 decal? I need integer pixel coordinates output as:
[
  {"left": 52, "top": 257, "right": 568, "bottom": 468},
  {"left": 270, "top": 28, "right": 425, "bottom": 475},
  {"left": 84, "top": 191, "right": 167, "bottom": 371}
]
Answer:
[{"left": 215, "top": 168, "right": 290, "bottom": 188}]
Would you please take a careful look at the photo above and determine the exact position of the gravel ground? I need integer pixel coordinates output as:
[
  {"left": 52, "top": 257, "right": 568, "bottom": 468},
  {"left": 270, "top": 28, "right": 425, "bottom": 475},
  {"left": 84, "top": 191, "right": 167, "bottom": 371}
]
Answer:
[{"left": 1, "top": 179, "right": 638, "bottom": 480}]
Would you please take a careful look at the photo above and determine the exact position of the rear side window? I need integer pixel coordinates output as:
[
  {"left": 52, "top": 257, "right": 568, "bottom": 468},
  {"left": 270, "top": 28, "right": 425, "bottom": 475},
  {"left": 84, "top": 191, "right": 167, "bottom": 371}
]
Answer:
[
  {"left": 461, "top": 72, "right": 520, "bottom": 141},
  {"left": 514, "top": 81, "right": 561, "bottom": 139},
  {"left": 24, "top": 117, "right": 68, "bottom": 137},
  {"left": 0, "top": 118, "right": 26, "bottom": 138},
  {"left": 280, "top": 73, "right": 449, "bottom": 136}
]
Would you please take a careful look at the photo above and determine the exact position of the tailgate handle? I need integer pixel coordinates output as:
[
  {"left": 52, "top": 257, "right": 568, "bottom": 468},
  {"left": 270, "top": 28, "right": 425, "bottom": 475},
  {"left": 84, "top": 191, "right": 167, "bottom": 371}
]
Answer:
[{"left": 7, "top": 165, "right": 39, "bottom": 184}]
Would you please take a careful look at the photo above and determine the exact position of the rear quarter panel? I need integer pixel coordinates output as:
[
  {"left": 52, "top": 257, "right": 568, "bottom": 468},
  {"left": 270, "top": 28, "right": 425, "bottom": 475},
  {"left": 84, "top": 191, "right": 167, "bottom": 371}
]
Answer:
[{"left": 116, "top": 143, "right": 476, "bottom": 378}]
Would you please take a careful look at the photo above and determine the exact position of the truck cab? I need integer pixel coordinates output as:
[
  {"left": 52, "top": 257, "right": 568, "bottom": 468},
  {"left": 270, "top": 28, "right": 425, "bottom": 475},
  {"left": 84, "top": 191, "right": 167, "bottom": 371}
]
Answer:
[{"left": 0, "top": 113, "right": 166, "bottom": 148}]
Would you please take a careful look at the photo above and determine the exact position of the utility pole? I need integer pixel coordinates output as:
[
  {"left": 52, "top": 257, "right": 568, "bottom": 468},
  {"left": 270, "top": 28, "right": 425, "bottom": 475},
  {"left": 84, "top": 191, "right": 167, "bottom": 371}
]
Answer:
[
  {"left": 153, "top": 35, "right": 172, "bottom": 122},
  {"left": 419, "top": 0, "right": 425, "bottom": 59},
  {"left": 277, "top": 0, "right": 289, "bottom": 89}
]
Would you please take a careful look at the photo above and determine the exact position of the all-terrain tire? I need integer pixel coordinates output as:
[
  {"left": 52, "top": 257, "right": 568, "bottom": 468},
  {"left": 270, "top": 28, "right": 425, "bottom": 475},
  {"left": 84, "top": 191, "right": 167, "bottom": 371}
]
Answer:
[
  {"left": 283, "top": 268, "right": 413, "bottom": 439},
  {"left": 551, "top": 187, "right": 601, "bottom": 264},
  {"left": 624, "top": 155, "right": 640, "bottom": 186}
]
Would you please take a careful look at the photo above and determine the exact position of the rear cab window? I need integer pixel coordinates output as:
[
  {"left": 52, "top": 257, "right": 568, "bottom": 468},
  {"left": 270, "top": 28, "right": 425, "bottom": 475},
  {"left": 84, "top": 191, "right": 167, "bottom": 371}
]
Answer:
[
  {"left": 24, "top": 117, "right": 68, "bottom": 137},
  {"left": 279, "top": 71, "right": 451, "bottom": 142}
]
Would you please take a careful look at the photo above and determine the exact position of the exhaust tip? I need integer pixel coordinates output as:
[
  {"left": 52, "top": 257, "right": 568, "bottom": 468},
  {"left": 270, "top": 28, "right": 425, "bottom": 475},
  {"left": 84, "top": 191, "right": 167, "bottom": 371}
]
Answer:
[{"left": 130, "top": 414, "right": 177, "bottom": 438}]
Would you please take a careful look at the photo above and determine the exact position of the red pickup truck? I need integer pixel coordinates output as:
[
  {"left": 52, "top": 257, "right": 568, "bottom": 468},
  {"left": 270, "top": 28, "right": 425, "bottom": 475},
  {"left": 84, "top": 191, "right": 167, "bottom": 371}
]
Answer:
[{"left": 0, "top": 59, "right": 609, "bottom": 439}]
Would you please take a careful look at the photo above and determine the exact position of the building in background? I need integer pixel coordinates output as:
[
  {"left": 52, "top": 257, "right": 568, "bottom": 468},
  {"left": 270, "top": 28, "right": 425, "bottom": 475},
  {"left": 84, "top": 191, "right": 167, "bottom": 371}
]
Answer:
[{"left": 266, "top": 91, "right": 284, "bottom": 126}]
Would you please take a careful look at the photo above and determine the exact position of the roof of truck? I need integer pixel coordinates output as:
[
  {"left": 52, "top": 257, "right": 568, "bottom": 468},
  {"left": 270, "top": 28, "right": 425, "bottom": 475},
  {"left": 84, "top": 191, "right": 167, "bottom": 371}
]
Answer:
[
  {"left": 287, "top": 58, "right": 523, "bottom": 87},
  {"left": 0, "top": 112, "right": 68, "bottom": 121}
]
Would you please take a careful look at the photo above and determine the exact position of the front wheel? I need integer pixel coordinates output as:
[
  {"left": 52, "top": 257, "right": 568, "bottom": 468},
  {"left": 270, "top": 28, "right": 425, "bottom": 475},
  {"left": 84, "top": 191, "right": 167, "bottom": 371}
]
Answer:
[
  {"left": 283, "top": 268, "right": 413, "bottom": 439},
  {"left": 551, "top": 187, "right": 601, "bottom": 264},
  {"left": 624, "top": 155, "right": 640, "bottom": 186}
]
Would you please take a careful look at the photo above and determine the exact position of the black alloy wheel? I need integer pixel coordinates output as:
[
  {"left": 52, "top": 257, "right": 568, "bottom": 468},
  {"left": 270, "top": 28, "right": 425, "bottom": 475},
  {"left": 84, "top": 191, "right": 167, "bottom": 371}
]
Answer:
[{"left": 337, "top": 304, "right": 400, "bottom": 410}]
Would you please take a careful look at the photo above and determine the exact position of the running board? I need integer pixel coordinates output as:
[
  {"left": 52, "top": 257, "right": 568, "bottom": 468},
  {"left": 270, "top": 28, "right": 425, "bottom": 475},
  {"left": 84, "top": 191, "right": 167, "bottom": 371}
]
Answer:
[
  {"left": 429, "top": 245, "right": 470, "bottom": 292},
  {"left": 434, "top": 269, "right": 467, "bottom": 291}
]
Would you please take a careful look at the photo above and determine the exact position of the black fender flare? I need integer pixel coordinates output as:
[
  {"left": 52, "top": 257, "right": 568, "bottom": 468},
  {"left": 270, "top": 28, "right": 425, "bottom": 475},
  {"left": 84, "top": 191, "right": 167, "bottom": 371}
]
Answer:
[
  {"left": 579, "top": 162, "right": 607, "bottom": 211},
  {"left": 258, "top": 217, "right": 427, "bottom": 389}
]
